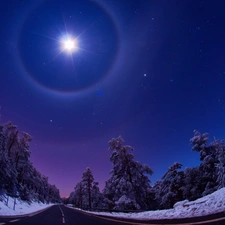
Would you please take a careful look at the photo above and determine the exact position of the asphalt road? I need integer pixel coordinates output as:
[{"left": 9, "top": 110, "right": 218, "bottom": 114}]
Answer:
[
  {"left": 1, "top": 205, "right": 225, "bottom": 225},
  {"left": 0, "top": 205, "right": 125, "bottom": 225}
]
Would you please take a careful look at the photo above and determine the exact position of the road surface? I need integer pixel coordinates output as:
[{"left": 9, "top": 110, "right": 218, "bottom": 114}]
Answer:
[
  {"left": 0, "top": 205, "right": 126, "bottom": 225},
  {"left": 1, "top": 205, "right": 225, "bottom": 225}
]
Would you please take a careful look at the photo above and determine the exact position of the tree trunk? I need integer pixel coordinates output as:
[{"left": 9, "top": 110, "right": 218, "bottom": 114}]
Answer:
[
  {"left": 8, "top": 131, "right": 18, "bottom": 157},
  {"left": 6, "top": 196, "right": 9, "bottom": 206},
  {"left": 13, "top": 198, "right": 16, "bottom": 210}
]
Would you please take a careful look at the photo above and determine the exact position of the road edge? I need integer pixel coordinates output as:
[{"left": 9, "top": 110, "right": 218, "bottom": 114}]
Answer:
[
  {"left": 64, "top": 205, "right": 225, "bottom": 225},
  {"left": 0, "top": 204, "right": 55, "bottom": 219}
]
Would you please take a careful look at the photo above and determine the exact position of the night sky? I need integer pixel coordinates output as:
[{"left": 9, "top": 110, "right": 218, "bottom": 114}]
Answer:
[{"left": 1, "top": 0, "right": 225, "bottom": 197}]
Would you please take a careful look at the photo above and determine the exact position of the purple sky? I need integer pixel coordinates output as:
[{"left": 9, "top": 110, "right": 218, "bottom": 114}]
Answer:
[{"left": 1, "top": 0, "right": 225, "bottom": 197}]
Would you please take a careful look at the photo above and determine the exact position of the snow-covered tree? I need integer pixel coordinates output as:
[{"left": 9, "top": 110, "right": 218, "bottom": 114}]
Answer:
[
  {"left": 91, "top": 182, "right": 104, "bottom": 208},
  {"left": 190, "top": 130, "right": 209, "bottom": 160},
  {"left": 155, "top": 162, "right": 184, "bottom": 209},
  {"left": 103, "top": 136, "right": 153, "bottom": 210},
  {"left": 82, "top": 167, "right": 94, "bottom": 209},
  {"left": 149, "top": 181, "right": 162, "bottom": 209},
  {"left": 190, "top": 130, "right": 217, "bottom": 196},
  {"left": 0, "top": 122, "right": 18, "bottom": 196},
  {"left": 68, "top": 191, "right": 75, "bottom": 204},
  {"left": 181, "top": 167, "right": 202, "bottom": 201},
  {"left": 0, "top": 122, "right": 61, "bottom": 203},
  {"left": 209, "top": 138, "right": 225, "bottom": 190},
  {"left": 71, "top": 168, "right": 102, "bottom": 209},
  {"left": 0, "top": 124, "right": 13, "bottom": 192},
  {"left": 73, "top": 182, "right": 84, "bottom": 208}
]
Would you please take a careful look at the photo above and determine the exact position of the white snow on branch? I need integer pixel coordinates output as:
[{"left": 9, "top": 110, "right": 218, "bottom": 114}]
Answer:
[{"left": 84, "top": 187, "right": 225, "bottom": 220}]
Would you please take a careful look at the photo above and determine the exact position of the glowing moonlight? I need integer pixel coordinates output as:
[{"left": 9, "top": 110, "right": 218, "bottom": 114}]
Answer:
[{"left": 62, "top": 38, "right": 78, "bottom": 52}]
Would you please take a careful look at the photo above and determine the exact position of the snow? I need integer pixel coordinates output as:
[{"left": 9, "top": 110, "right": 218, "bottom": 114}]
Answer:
[
  {"left": 0, "top": 195, "right": 53, "bottom": 216},
  {"left": 2, "top": 187, "right": 225, "bottom": 219},
  {"left": 79, "top": 187, "right": 225, "bottom": 220}
]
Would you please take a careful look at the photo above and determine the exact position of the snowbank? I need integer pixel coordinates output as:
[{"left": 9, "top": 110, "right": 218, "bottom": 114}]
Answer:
[
  {"left": 2, "top": 187, "right": 225, "bottom": 219},
  {"left": 0, "top": 195, "right": 53, "bottom": 216},
  {"left": 84, "top": 187, "right": 225, "bottom": 220}
]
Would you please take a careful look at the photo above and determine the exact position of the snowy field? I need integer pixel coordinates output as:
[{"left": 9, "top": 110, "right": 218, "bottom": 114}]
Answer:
[
  {"left": 1, "top": 187, "right": 225, "bottom": 219},
  {"left": 0, "top": 195, "right": 53, "bottom": 216},
  {"left": 78, "top": 187, "right": 225, "bottom": 220}
]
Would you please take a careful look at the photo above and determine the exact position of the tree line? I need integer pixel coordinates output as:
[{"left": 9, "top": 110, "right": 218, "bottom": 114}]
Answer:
[
  {"left": 0, "top": 122, "right": 61, "bottom": 204},
  {"left": 67, "top": 131, "right": 225, "bottom": 210},
  {"left": 1, "top": 121, "right": 224, "bottom": 210}
]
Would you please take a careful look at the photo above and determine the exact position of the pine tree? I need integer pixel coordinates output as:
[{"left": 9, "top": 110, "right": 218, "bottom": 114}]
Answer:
[
  {"left": 82, "top": 168, "right": 94, "bottom": 209},
  {"left": 74, "top": 182, "right": 84, "bottom": 208},
  {"left": 209, "top": 138, "right": 225, "bottom": 190},
  {"left": 68, "top": 191, "right": 75, "bottom": 204},
  {"left": 71, "top": 168, "right": 102, "bottom": 209},
  {"left": 91, "top": 182, "right": 104, "bottom": 208},
  {"left": 190, "top": 130, "right": 217, "bottom": 196},
  {"left": 103, "top": 136, "right": 153, "bottom": 210},
  {"left": 0, "top": 122, "right": 61, "bottom": 203},
  {"left": 190, "top": 130, "right": 209, "bottom": 160},
  {"left": 156, "top": 162, "right": 184, "bottom": 209},
  {"left": 181, "top": 167, "right": 202, "bottom": 201},
  {"left": 0, "top": 124, "right": 11, "bottom": 192}
]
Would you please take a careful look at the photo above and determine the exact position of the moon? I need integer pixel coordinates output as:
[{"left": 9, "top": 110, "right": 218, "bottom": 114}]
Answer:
[{"left": 62, "top": 38, "right": 78, "bottom": 52}]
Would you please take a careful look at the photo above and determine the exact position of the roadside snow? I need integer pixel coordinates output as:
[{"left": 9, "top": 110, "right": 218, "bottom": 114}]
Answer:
[
  {"left": 0, "top": 195, "right": 53, "bottom": 216},
  {"left": 2, "top": 187, "right": 225, "bottom": 219},
  {"left": 82, "top": 187, "right": 225, "bottom": 220}
]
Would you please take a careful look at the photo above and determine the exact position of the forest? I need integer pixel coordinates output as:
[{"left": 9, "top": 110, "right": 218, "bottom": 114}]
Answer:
[
  {"left": 0, "top": 122, "right": 61, "bottom": 204},
  {"left": 1, "top": 121, "right": 225, "bottom": 211},
  {"left": 67, "top": 131, "right": 225, "bottom": 210}
]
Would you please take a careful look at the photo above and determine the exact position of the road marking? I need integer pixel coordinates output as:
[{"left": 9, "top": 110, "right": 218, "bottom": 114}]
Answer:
[
  {"left": 9, "top": 219, "right": 20, "bottom": 223},
  {"left": 59, "top": 205, "right": 65, "bottom": 224},
  {"left": 65, "top": 206, "right": 225, "bottom": 225},
  {"left": 59, "top": 206, "right": 64, "bottom": 214}
]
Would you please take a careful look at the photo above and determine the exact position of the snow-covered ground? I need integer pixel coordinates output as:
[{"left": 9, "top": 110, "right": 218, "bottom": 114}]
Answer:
[
  {"left": 79, "top": 187, "right": 225, "bottom": 220},
  {"left": 1, "top": 187, "right": 225, "bottom": 219},
  {"left": 0, "top": 195, "right": 53, "bottom": 216}
]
